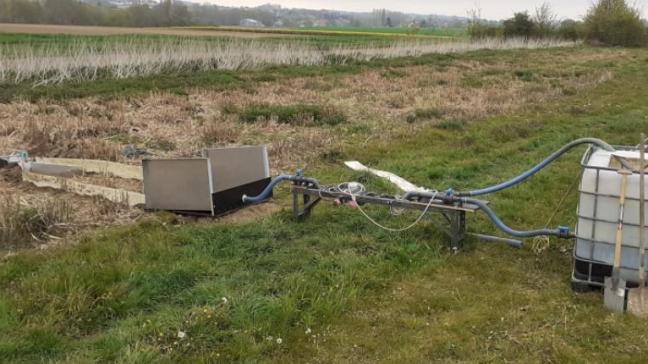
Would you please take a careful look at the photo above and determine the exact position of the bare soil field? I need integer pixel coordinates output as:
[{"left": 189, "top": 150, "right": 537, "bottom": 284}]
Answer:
[{"left": 0, "top": 22, "right": 296, "bottom": 39}]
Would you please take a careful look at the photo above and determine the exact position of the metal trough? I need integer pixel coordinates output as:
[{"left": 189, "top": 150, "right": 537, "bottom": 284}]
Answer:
[{"left": 143, "top": 146, "right": 271, "bottom": 216}]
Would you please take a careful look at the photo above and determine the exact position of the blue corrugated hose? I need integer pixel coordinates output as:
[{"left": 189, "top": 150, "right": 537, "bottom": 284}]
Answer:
[
  {"left": 457, "top": 138, "right": 614, "bottom": 197},
  {"left": 242, "top": 175, "right": 295, "bottom": 204},
  {"left": 463, "top": 198, "right": 575, "bottom": 238}
]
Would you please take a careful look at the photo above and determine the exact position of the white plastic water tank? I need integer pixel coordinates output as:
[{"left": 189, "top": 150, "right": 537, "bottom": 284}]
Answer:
[{"left": 575, "top": 146, "right": 648, "bottom": 285}]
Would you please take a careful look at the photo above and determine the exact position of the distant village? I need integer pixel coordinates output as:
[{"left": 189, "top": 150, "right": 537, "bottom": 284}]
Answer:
[
  {"left": 86, "top": 1, "right": 469, "bottom": 28},
  {"left": 0, "top": 0, "right": 470, "bottom": 29}
]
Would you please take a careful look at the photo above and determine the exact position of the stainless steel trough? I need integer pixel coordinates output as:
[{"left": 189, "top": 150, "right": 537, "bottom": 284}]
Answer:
[{"left": 143, "top": 146, "right": 271, "bottom": 215}]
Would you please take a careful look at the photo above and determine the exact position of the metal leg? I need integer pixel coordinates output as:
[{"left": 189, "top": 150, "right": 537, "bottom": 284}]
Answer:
[
  {"left": 292, "top": 190, "right": 300, "bottom": 221},
  {"left": 449, "top": 211, "right": 466, "bottom": 251},
  {"left": 292, "top": 189, "right": 320, "bottom": 222}
]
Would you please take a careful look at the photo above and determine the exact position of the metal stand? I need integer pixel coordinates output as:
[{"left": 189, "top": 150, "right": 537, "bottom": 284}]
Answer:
[
  {"left": 445, "top": 210, "right": 466, "bottom": 250},
  {"left": 290, "top": 183, "right": 481, "bottom": 249},
  {"left": 292, "top": 189, "right": 321, "bottom": 221}
]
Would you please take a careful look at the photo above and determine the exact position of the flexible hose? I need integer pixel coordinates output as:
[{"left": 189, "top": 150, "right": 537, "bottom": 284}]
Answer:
[
  {"left": 242, "top": 175, "right": 295, "bottom": 204},
  {"left": 463, "top": 197, "right": 574, "bottom": 238},
  {"left": 457, "top": 138, "right": 614, "bottom": 197},
  {"left": 242, "top": 175, "right": 321, "bottom": 204}
]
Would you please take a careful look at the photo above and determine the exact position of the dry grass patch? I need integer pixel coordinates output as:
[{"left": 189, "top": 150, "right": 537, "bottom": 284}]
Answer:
[
  {"left": 0, "top": 195, "right": 72, "bottom": 250},
  {"left": 0, "top": 48, "right": 622, "bottom": 173}
]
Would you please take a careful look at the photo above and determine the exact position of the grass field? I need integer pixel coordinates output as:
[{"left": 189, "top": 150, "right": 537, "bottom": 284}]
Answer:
[
  {"left": 0, "top": 23, "right": 462, "bottom": 48},
  {"left": 1, "top": 27, "right": 648, "bottom": 362}
]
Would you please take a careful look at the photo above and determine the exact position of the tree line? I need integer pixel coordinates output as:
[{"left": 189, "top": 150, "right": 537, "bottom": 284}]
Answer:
[
  {"left": 469, "top": 0, "right": 647, "bottom": 46},
  {"left": 0, "top": 0, "right": 191, "bottom": 27}
]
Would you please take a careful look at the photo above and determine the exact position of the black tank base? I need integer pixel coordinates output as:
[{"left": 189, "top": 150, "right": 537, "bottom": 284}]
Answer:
[{"left": 571, "top": 256, "right": 640, "bottom": 292}]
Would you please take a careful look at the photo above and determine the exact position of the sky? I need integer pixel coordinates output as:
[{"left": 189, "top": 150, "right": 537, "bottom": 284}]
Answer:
[{"left": 206, "top": 0, "right": 648, "bottom": 20}]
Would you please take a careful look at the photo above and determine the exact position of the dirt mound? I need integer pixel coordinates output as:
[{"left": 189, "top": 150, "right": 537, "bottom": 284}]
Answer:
[{"left": 219, "top": 202, "right": 282, "bottom": 224}]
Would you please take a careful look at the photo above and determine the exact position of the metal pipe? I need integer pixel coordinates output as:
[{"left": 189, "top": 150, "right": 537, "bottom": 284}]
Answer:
[
  {"left": 457, "top": 138, "right": 614, "bottom": 197},
  {"left": 403, "top": 190, "right": 446, "bottom": 201},
  {"left": 468, "top": 233, "right": 523, "bottom": 249},
  {"left": 639, "top": 133, "right": 646, "bottom": 289}
]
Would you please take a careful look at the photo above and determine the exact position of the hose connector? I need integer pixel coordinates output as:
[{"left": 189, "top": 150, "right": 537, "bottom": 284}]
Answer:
[
  {"left": 558, "top": 225, "right": 575, "bottom": 239},
  {"left": 443, "top": 188, "right": 455, "bottom": 204}
]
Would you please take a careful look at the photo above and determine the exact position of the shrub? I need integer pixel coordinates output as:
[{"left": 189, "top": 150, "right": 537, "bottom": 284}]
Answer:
[
  {"left": 584, "top": 0, "right": 647, "bottom": 47},
  {"left": 558, "top": 19, "right": 586, "bottom": 41},
  {"left": 503, "top": 12, "right": 536, "bottom": 39},
  {"left": 468, "top": 24, "right": 503, "bottom": 39},
  {"left": 533, "top": 3, "right": 558, "bottom": 38},
  {"left": 467, "top": 7, "right": 504, "bottom": 39}
]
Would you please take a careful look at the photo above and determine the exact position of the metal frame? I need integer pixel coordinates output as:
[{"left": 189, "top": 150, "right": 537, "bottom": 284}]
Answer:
[
  {"left": 573, "top": 145, "right": 647, "bottom": 289},
  {"left": 290, "top": 183, "right": 483, "bottom": 249}
]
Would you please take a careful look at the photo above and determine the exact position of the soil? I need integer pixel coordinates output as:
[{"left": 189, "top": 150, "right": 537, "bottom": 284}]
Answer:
[{"left": 0, "top": 163, "right": 282, "bottom": 254}]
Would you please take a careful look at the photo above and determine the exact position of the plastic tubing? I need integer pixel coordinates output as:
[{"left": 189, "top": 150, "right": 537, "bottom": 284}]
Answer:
[
  {"left": 242, "top": 175, "right": 295, "bottom": 204},
  {"left": 242, "top": 175, "right": 321, "bottom": 204},
  {"left": 456, "top": 138, "right": 614, "bottom": 197},
  {"left": 462, "top": 197, "right": 574, "bottom": 238}
]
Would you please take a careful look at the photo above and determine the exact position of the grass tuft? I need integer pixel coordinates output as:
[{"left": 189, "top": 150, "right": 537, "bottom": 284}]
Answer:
[
  {"left": 226, "top": 103, "right": 346, "bottom": 126},
  {"left": 434, "top": 119, "right": 466, "bottom": 130},
  {"left": 0, "top": 196, "right": 72, "bottom": 249},
  {"left": 414, "top": 107, "right": 445, "bottom": 120},
  {"left": 514, "top": 69, "right": 536, "bottom": 82}
]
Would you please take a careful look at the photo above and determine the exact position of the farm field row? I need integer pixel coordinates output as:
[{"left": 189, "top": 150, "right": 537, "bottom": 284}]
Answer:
[
  {"left": 0, "top": 22, "right": 295, "bottom": 39},
  {"left": 0, "top": 22, "right": 459, "bottom": 49},
  {"left": 0, "top": 23, "right": 462, "bottom": 38},
  {"left": 1, "top": 44, "right": 648, "bottom": 362}
]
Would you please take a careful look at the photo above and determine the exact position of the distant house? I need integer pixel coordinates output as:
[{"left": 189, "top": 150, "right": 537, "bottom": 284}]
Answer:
[{"left": 240, "top": 18, "right": 265, "bottom": 28}]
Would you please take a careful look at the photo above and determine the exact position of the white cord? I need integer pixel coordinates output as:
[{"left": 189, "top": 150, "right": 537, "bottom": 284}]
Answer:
[{"left": 337, "top": 182, "right": 438, "bottom": 233}]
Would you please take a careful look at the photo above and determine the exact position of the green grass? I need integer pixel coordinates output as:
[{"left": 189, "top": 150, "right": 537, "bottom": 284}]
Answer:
[
  {"left": 0, "top": 33, "right": 179, "bottom": 46},
  {"left": 0, "top": 210, "right": 445, "bottom": 362},
  {"left": 0, "top": 31, "right": 424, "bottom": 50},
  {"left": 0, "top": 26, "right": 458, "bottom": 51},
  {"left": 2, "top": 47, "right": 648, "bottom": 362},
  {"left": 0, "top": 51, "right": 460, "bottom": 102}
]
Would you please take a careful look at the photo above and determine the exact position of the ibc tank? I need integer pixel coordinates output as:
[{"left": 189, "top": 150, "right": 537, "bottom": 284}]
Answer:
[{"left": 573, "top": 146, "right": 648, "bottom": 287}]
